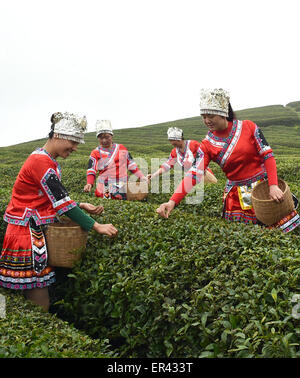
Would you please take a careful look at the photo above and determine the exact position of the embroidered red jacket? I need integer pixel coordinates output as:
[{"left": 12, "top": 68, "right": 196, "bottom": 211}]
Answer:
[
  {"left": 160, "top": 139, "right": 215, "bottom": 176},
  {"left": 4, "top": 148, "right": 76, "bottom": 226},
  {"left": 170, "top": 120, "right": 278, "bottom": 204},
  {"left": 86, "top": 143, "right": 145, "bottom": 185}
]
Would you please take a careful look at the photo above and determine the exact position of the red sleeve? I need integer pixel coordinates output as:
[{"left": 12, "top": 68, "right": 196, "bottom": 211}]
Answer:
[
  {"left": 264, "top": 156, "right": 278, "bottom": 186},
  {"left": 86, "top": 149, "right": 99, "bottom": 182},
  {"left": 249, "top": 121, "right": 274, "bottom": 159},
  {"left": 161, "top": 148, "right": 177, "bottom": 172},
  {"left": 170, "top": 176, "right": 197, "bottom": 204},
  {"left": 87, "top": 175, "right": 95, "bottom": 185},
  {"left": 246, "top": 121, "right": 277, "bottom": 185}
]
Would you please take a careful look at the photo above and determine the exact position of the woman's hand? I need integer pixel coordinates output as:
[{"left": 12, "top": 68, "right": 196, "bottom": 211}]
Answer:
[
  {"left": 93, "top": 222, "right": 118, "bottom": 237},
  {"left": 83, "top": 184, "right": 92, "bottom": 193},
  {"left": 156, "top": 200, "right": 176, "bottom": 219},
  {"left": 269, "top": 184, "right": 284, "bottom": 203},
  {"left": 148, "top": 169, "right": 162, "bottom": 182},
  {"left": 79, "top": 202, "right": 104, "bottom": 215}
]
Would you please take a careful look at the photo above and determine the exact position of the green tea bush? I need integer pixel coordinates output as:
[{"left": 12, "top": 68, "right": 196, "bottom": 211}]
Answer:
[
  {"left": 0, "top": 288, "right": 114, "bottom": 358},
  {"left": 51, "top": 199, "right": 300, "bottom": 358}
]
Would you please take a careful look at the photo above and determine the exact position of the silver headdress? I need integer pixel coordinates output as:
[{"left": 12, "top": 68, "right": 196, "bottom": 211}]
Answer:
[
  {"left": 52, "top": 112, "right": 87, "bottom": 144},
  {"left": 167, "top": 127, "right": 183, "bottom": 140},
  {"left": 96, "top": 120, "right": 113, "bottom": 137},
  {"left": 200, "top": 88, "right": 230, "bottom": 117}
]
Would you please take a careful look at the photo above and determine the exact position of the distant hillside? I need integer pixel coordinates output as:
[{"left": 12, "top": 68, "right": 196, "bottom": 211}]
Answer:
[
  {"left": 107, "top": 103, "right": 300, "bottom": 154},
  {"left": 1, "top": 102, "right": 300, "bottom": 155},
  {"left": 236, "top": 104, "right": 300, "bottom": 127},
  {"left": 286, "top": 101, "right": 300, "bottom": 112}
]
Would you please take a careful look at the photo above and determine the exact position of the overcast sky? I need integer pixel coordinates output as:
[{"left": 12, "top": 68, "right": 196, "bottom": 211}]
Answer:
[{"left": 1, "top": 0, "right": 300, "bottom": 147}]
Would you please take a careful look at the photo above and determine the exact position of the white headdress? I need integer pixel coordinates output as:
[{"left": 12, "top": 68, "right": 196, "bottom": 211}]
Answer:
[
  {"left": 167, "top": 127, "right": 183, "bottom": 140},
  {"left": 52, "top": 112, "right": 87, "bottom": 144},
  {"left": 200, "top": 88, "right": 230, "bottom": 117},
  {"left": 95, "top": 120, "right": 113, "bottom": 137}
]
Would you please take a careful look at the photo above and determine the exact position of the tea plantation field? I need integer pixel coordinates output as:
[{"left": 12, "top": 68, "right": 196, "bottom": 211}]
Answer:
[{"left": 0, "top": 104, "right": 300, "bottom": 358}]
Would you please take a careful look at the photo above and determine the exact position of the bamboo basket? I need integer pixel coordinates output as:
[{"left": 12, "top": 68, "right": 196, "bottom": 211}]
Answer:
[
  {"left": 126, "top": 181, "right": 148, "bottom": 201},
  {"left": 204, "top": 169, "right": 218, "bottom": 184},
  {"left": 251, "top": 179, "right": 295, "bottom": 225},
  {"left": 45, "top": 219, "right": 88, "bottom": 268}
]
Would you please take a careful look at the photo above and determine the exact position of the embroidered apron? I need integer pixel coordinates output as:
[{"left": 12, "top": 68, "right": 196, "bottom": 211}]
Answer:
[
  {"left": 96, "top": 144, "right": 127, "bottom": 199},
  {"left": 29, "top": 218, "right": 48, "bottom": 274}
]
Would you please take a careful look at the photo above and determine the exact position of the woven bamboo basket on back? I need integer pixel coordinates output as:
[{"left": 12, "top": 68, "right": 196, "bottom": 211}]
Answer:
[
  {"left": 45, "top": 219, "right": 88, "bottom": 268},
  {"left": 127, "top": 181, "right": 148, "bottom": 201},
  {"left": 251, "top": 179, "right": 294, "bottom": 226}
]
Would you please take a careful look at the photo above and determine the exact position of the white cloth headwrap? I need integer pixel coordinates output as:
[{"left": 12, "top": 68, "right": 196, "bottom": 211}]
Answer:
[
  {"left": 53, "top": 112, "right": 87, "bottom": 144},
  {"left": 200, "top": 88, "right": 230, "bottom": 117},
  {"left": 96, "top": 120, "right": 113, "bottom": 137},
  {"left": 167, "top": 127, "right": 183, "bottom": 140}
]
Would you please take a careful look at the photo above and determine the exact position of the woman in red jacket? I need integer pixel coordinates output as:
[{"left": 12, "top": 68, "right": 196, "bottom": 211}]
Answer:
[
  {"left": 0, "top": 112, "right": 117, "bottom": 311},
  {"left": 156, "top": 88, "right": 300, "bottom": 233},
  {"left": 147, "top": 126, "right": 217, "bottom": 184},
  {"left": 84, "top": 120, "right": 147, "bottom": 199}
]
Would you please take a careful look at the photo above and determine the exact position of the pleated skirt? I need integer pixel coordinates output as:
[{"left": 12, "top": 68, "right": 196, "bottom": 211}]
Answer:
[{"left": 0, "top": 223, "right": 55, "bottom": 290}]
